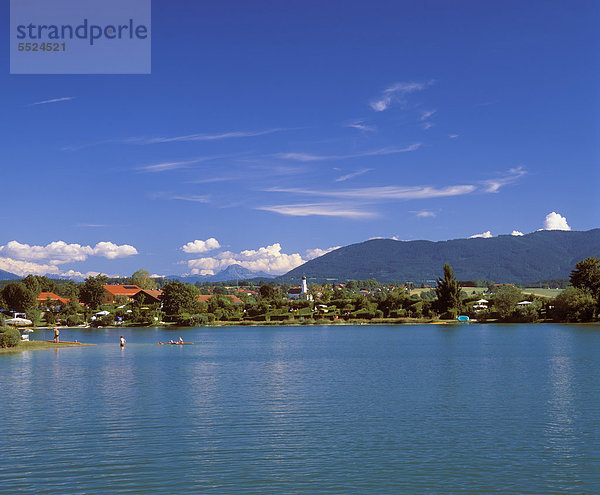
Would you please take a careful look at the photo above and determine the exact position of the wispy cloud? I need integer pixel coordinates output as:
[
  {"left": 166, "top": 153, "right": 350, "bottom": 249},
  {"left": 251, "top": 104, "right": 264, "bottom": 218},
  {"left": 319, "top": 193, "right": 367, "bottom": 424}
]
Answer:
[
  {"left": 256, "top": 203, "right": 377, "bottom": 219},
  {"left": 265, "top": 184, "right": 476, "bottom": 200},
  {"left": 63, "top": 129, "right": 285, "bottom": 151},
  {"left": 273, "top": 143, "right": 422, "bottom": 162},
  {"left": 30, "top": 96, "right": 75, "bottom": 106},
  {"left": 167, "top": 195, "right": 211, "bottom": 203},
  {"left": 136, "top": 153, "right": 244, "bottom": 173},
  {"left": 334, "top": 168, "right": 372, "bottom": 182},
  {"left": 448, "top": 134, "right": 459, "bottom": 139},
  {"left": 138, "top": 128, "right": 286, "bottom": 144},
  {"left": 420, "top": 109, "right": 436, "bottom": 121},
  {"left": 137, "top": 159, "right": 203, "bottom": 173},
  {"left": 149, "top": 192, "right": 210, "bottom": 203},
  {"left": 370, "top": 81, "right": 434, "bottom": 112},
  {"left": 345, "top": 121, "right": 376, "bottom": 132},
  {"left": 411, "top": 210, "right": 436, "bottom": 218},
  {"left": 481, "top": 167, "right": 526, "bottom": 193}
]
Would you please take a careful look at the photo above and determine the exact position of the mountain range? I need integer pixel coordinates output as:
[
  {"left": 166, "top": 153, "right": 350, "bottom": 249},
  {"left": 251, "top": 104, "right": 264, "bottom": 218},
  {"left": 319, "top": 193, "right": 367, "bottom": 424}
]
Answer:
[
  {"left": 280, "top": 229, "right": 600, "bottom": 284},
  {"left": 170, "top": 264, "right": 275, "bottom": 283},
  {"left": 1, "top": 229, "right": 598, "bottom": 284}
]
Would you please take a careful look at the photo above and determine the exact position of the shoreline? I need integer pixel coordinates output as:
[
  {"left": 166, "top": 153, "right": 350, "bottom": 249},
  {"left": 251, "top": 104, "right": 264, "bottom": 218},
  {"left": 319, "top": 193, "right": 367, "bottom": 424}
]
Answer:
[
  {"left": 26, "top": 317, "right": 600, "bottom": 331},
  {"left": 0, "top": 340, "right": 94, "bottom": 354}
]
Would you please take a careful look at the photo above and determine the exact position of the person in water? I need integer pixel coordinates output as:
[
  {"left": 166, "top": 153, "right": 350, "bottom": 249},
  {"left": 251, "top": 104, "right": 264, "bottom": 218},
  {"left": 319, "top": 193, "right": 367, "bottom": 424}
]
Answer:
[
  {"left": 53, "top": 327, "right": 60, "bottom": 343},
  {"left": 178, "top": 337, "right": 183, "bottom": 344},
  {"left": 120, "top": 336, "right": 126, "bottom": 347}
]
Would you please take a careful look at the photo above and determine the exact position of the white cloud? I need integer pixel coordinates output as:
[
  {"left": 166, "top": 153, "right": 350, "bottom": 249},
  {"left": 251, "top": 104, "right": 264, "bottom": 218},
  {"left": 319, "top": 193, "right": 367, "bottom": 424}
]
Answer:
[
  {"left": 31, "top": 96, "right": 75, "bottom": 106},
  {"left": 0, "top": 240, "right": 138, "bottom": 265},
  {"left": 92, "top": 242, "right": 138, "bottom": 259},
  {"left": 140, "top": 128, "right": 285, "bottom": 144},
  {"left": 187, "top": 243, "right": 307, "bottom": 275},
  {"left": 334, "top": 168, "right": 372, "bottom": 182},
  {"left": 346, "top": 121, "right": 376, "bottom": 132},
  {"left": 273, "top": 144, "right": 421, "bottom": 162},
  {"left": 60, "top": 270, "right": 103, "bottom": 279},
  {"left": 448, "top": 134, "right": 459, "bottom": 139},
  {"left": 469, "top": 231, "right": 493, "bottom": 239},
  {"left": 412, "top": 210, "right": 436, "bottom": 218},
  {"left": 305, "top": 246, "right": 341, "bottom": 259},
  {"left": 543, "top": 212, "right": 571, "bottom": 231},
  {"left": 256, "top": 203, "right": 377, "bottom": 219},
  {"left": 182, "top": 238, "right": 221, "bottom": 254},
  {"left": 511, "top": 230, "right": 524, "bottom": 236},
  {"left": 370, "top": 81, "right": 433, "bottom": 111},
  {"left": 0, "top": 257, "right": 60, "bottom": 276},
  {"left": 420, "top": 109, "right": 436, "bottom": 121},
  {"left": 482, "top": 167, "right": 526, "bottom": 193},
  {"left": 266, "top": 184, "right": 476, "bottom": 200}
]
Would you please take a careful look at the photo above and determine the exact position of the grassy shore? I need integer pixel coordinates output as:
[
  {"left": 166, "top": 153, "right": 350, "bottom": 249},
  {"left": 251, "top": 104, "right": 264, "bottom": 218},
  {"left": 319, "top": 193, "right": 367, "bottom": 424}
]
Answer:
[{"left": 0, "top": 340, "right": 94, "bottom": 354}]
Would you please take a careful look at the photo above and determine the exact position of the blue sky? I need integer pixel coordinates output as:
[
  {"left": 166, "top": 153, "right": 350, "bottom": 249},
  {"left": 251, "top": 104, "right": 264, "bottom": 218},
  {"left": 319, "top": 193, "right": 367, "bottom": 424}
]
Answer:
[{"left": 1, "top": 0, "right": 599, "bottom": 278}]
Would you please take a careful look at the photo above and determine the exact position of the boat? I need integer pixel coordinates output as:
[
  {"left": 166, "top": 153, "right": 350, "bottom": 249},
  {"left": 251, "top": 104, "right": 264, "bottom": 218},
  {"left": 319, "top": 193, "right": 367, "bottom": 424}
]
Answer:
[
  {"left": 157, "top": 342, "right": 194, "bottom": 345},
  {"left": 457, "top": 315, "right": 470, "bottom": 322}
]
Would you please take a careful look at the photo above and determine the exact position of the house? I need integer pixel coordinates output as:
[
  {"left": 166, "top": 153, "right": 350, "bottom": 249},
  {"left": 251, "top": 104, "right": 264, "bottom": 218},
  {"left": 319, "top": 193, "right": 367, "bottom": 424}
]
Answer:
[
  {"left": 37, "top": 292, "right": 70, "bottom": 308},
  {"left": 133, "top": 289, "right": 163, "bottom": 304},
  {"left": 197, "top": 294, "right": 243, "bottom": 304},
  {"left": 102, "top": 285, "right": 142, "bottom": 304}
]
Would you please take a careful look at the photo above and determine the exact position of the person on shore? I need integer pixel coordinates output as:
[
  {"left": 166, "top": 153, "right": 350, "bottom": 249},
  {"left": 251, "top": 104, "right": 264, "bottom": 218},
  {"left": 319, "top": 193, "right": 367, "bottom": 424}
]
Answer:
[
  {"left": 178, "top": 337, "right": 183, "bottom": 344},
  {"left": 53, "top": 327, "right": 59, "bottom": 343},
  {"left": 120, "top": 336, "right": 126, "bottom": 347}
]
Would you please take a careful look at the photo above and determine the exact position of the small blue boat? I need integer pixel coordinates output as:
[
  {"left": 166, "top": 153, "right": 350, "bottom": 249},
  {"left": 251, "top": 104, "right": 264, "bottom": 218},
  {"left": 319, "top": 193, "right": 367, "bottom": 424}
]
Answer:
[{"left": 457, "top": 315, "right": 470, "bottom": 322}]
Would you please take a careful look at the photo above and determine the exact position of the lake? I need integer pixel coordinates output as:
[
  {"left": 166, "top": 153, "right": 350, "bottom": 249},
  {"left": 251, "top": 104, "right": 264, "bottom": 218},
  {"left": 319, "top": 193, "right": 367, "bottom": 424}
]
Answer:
[{"left": 1, "top": 324, "right": 599, "bottom": 494}]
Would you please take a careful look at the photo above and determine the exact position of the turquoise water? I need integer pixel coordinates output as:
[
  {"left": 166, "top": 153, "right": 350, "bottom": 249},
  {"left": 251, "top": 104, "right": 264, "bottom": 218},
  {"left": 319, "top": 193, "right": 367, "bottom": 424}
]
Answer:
[{"left": 1, "top": 324, "right": 599, "bottom": 494}]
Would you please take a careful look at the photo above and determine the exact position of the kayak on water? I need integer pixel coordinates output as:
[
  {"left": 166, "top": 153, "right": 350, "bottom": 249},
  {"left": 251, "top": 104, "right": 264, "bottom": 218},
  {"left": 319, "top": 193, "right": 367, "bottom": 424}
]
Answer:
[{"left": 157, "top": 342, "right": 194, "bottom": 345}]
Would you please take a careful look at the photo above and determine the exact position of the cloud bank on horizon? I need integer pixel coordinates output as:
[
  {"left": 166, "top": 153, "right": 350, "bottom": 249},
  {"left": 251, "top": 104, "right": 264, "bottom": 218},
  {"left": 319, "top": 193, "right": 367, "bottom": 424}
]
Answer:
[{"left": 182, "top": 239, "right": 340, "bottom": 276}]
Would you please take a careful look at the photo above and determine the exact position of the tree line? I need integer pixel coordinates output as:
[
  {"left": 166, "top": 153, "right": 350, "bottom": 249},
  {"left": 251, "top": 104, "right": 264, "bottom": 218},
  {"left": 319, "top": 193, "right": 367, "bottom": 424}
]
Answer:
[{"left": 1, "top": 259, "right": 599, "bottom": 332}]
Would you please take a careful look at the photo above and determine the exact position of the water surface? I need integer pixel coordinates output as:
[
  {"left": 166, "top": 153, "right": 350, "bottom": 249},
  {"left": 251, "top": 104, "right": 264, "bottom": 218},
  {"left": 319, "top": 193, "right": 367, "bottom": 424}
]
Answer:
[{"left": 1, "top": 324, "right": 598, "bottom": 494}]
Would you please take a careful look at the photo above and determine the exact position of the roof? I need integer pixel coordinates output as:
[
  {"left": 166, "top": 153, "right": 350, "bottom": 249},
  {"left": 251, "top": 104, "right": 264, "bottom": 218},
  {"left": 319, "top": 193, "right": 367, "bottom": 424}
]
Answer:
[
  {"left": 137, "top": 289, "right": 163, "bottom": 299},
  {"left": 197, "top": 294, "right": 243, "bottom": 304},
  {"left": 37, "top": 292, "right": 69, "bottom": 305},
  {"left": 103, "top": 285, "right": 142, "bottom": 296}
]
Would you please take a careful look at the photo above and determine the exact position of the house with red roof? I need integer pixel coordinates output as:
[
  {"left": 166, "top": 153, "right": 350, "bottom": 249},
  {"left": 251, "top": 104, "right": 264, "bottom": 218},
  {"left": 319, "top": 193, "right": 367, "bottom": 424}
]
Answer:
[
  {"left": 102, "top": 285, "right": 142, "bottom": 304},
  {"left": 133, "top": 289, "right": 163, "bottom": 304},
  {"left": 37, "top": 292, "right": 70, "bottom": 308}
]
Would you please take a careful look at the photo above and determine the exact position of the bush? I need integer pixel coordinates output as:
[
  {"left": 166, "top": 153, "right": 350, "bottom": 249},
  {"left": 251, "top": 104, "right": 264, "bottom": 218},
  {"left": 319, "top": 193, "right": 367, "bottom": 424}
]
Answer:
[
  {"left": 552, "top": 287, "right": 596, "bottom": 322},
  {"left": 511, "top": 303, "right": 540, "bottom": 323},
  {"left": 176, "top": 313, "right": 215, "bottom": 326},
  {"left": 66, "top": 314, "right": 83, "bottom": 327},
  {"left": 0, "top": 327, "right": 21, "bottom": 348}
]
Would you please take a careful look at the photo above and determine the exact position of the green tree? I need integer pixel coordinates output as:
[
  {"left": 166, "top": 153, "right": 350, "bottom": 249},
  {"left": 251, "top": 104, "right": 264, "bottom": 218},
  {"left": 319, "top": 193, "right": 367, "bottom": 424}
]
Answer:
[
  {"left": 21, "top": 275, "right": 41, "bottom": 296},
  {"left": 492, "top": 285, "right": 523, "bottom": 319},
  {"left": 79, "top": 274, "right": 108, "bottom": 309},
  {"left": 161, "top": 281, "right": 199, "bottom": 315},
  {"left": 435, "top": 264, "right": 462, "bottom": 318},
  {"left": 570, "top": 257, "right": 600, "bottom": 297},
  {"left": 1, "top": 283, "right": 37, "bottom": 313},
  {"left": 259, "top": 284, "right": 278, "bottom": 300},
  {"left": 552, "top": 287, "right": 596, "bottom": 322},
  {"left": 131, "top": 269, "right": 158, "bottom": 290}
]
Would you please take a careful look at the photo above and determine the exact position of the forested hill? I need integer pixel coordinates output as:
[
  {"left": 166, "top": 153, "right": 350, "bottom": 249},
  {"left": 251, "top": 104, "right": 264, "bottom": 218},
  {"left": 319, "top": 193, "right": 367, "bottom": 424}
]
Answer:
[{"left": 280, "top": 229, "right": 600, "bottom": 284}]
